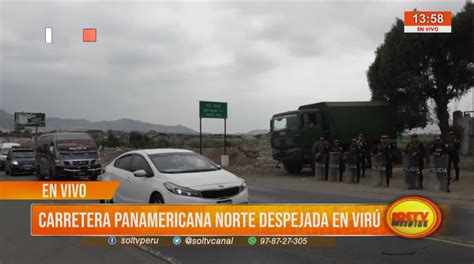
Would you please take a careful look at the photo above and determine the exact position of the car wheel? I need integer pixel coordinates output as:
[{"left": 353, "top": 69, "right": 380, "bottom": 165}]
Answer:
[
  {"left": 149, "top": 193, "right": 164, "bottom": 204},
  {"left": 48, "top": 167, "right": 56, "bottom": 181},
  {"left": 37, "top": 166, "right": 45, "bottom": 180},
  {"left": 89, "top": 174, "right": 98, "bottom": 181},
  {"left": 9, "top": 168, "right": 15, "bottom": 176},
  {"left": 99, "top": 198, "right": 114, "bottom": 204}
]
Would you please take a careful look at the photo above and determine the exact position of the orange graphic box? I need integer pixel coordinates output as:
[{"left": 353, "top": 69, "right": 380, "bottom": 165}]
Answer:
[{"left": 83, "top": 28, "right": 97, "bottom": 42}]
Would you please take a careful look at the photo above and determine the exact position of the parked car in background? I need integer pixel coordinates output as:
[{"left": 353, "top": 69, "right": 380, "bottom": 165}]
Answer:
[
  {"left": 100, "top": 149, "right": 248, "bottom": 204},
  {"left": 35, "top": 133, "right": 101, "bottom": 181},
  {"left": 5, "top": 148, "right": 36, "bottom": 176},
  {"left": 0, "top": 143, "right": 21, "bottom": 170}
]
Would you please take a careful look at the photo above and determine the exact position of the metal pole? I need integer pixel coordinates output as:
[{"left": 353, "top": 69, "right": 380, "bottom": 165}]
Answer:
[
  {"left": 224, "top": 118, "right": 227, "bottom": 155},
  {"left": 199, "top": 118, "right": 202, "bottom": 154}
]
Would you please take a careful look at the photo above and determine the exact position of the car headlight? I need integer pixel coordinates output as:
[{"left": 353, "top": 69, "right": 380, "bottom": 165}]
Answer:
[
  {"left": 239, "top": 182, "right": 247, "bottom": 192},
  {"left": 164, "top": 182, "right": 201, "bottom": 197},
  {"left": 55, "top": 160, "right": 63, "bottom": 166},
  {"left": 11, "top": 160, "right": 19, "bottom": 166}
]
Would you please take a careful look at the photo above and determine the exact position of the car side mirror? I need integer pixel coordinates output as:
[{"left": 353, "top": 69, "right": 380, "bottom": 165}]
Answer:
[
  {"left": 133, "top": 170, "right": 148, "bottom": 177},
  {"left": 49, "top": 146, "right": 55, "bottom": 153}
]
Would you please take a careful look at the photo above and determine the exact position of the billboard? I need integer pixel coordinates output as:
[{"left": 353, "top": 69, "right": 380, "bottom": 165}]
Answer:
[{"left": 14, "top": 112, "right": 46, "bottom": 128}]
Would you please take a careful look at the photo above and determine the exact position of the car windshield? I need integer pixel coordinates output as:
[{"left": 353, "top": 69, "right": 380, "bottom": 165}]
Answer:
[
  {"left": 149, "top": 152, "right": 219, "bottom": 174},
  {"left": 272, "top": 114, "right": 299, "bottom": 131},
  {"left": 56, "top": 139, "right": 97, "bottom": 152},
  {"left": 12, "top": 151, "right": 35, "bottom": 159},
  {"left": 2, "top": 148, "right": 12, "bottom": 155}
]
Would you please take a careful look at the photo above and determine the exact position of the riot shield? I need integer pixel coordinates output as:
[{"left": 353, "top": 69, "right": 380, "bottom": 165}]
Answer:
[
  {"left": 328, "top": 152, "right": 342, "bottom": 182},
  {"left": 314, "top": 154, "right": 327, "bottom": 181},
  {"left": 403, "top": 155, "right": 421, "bottom": 189},
  {"left": 343, "top": 153, "right": 358, "bottom": 183},
  {"left": 371, "top": 154, "right": 387, "bottom": 187},
  {"left": 430, "top": 155, "right": 449, "bottom": 192}
]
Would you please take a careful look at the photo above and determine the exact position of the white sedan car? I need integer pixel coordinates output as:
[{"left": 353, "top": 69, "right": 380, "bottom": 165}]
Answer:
[{"left": 100, "top": 149, "right": 248, "bottom": 204}]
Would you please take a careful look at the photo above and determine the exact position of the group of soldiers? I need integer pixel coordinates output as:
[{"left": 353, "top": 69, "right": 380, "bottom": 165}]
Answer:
[
  {"left": 406, "top": 131, "right": 461, "bottom": 192},
  {"left": 312, "top": 133, "right": 371, "bottom": 183},
  {"left": 312, "top": 131, "right": 461, "bottom": 192}
]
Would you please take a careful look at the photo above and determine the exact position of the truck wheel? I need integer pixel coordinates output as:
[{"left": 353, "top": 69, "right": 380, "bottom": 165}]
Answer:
[{"left": 283, "top": 161, "right": 303, "bottom": 174}]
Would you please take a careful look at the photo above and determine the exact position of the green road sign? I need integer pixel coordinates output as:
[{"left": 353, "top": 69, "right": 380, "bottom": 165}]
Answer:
[{"left": 199, "top": 101, "right": 227, "bottom": 119}]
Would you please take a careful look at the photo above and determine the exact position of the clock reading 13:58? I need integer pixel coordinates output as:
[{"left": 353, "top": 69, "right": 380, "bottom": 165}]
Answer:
[
  {"left": 413, "top": 13, "right": 444, "bottom": 24},
  {"left": 404, "top": 11, "right": 451, "bottom": 26},
  {"left": 404, "top": 11, "right": 452, "bottom": 33}
]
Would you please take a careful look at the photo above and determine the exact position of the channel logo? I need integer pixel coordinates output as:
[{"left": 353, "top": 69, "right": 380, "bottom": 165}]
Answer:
[
  {"left": 385, "top": 196, "right": 442, "bottom": 238},
  {"left": 172, "top": 236, "right": 182, "bottom": 245},
  {"left": 108, "top": 236, "right": 117, "bottom": 246}
]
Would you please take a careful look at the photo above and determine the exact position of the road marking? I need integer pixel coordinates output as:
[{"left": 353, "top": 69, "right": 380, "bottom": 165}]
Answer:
[
  {"left": 427, "top": 236, "right": 474, "bottom": 248},
  {"left": 135, "top": 245, "right": 181, "bottom": 264}
]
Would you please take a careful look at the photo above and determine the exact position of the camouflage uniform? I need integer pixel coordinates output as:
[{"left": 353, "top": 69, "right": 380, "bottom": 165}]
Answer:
[
  {"left": 447, "top": 135, "right": 461, "bottom": 181},
  {"left": 330, "top": 141, "right": 344, "bottom": 182},
  {"left": 405, "top": 140, "right": 426, "bottom": 188},
  {"left": 349, "top": 140, "right": 361, "bottom": 183},
  {"left": 312, "top": 139, "right": 330, "bottom": 180},
  {"left": 431, "top": 141, "right": 449, "bottom": 156},
  {"left": 373, "top": 139, "right": 395, "bottom": 187},
  {"left": 357, "top": 138, "right": 369, "bottom": 177},
  {"left": 431, "top": 140, "right": 450, "bottom": 191}
]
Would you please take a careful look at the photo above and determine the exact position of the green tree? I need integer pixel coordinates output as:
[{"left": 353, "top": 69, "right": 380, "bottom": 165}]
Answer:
[
  {"left": 129, "top": 131, "right": 150, "bottom": 148},
  {"left": 367, "top": 3, "right": 473, "bottom": 135}
]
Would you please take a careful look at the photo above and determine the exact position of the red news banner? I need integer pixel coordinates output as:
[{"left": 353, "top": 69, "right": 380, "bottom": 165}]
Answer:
[
  {"left": 404, "top": 11, "right": 451, "bottom": 33},
  {"left": 31, "top": 204, "right": 391, "bottom": 236}
]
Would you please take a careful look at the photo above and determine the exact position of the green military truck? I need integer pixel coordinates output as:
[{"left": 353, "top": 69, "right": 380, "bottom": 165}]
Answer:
[{"left": 270, "top": 101, "right": 396, "bottom": 174}]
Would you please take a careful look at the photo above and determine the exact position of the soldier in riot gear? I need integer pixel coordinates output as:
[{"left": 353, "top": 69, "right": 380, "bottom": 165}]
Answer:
[
  {"left": 431, "top": 136, "right": 450, "bottom": 192},
  {"left": 405, "top": 134, "right": 426, "bottom": 189},
  {"left": 447, "top": 131, "right": 461, "bottom": 181},
  {"left": 330, "top": 139, "right": 344, "bottom": 181},
  {"left": 357, "top": 133, "right": 369, "bottom": 177},
  {"left": 312, "top": 137, "right": 330, "bottom": 180},
  {"left": 349, "top": 138, "right": 361, "bottom": 183},
  {"left": 373, "top": 135, "right": 394, "bottom": 187},
  {"left": 431, "top": 136, "right": 449, "bottom": 155}
]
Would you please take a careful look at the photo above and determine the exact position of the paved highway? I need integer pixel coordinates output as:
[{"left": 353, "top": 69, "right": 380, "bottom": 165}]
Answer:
[{"left": 0, "top": 172, "right": 473, "bottom": 264}]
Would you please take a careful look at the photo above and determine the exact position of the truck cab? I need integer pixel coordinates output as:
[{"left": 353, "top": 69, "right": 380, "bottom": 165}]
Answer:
[{"left": 270, "top": 110, "right": 323, "bottom": 173}]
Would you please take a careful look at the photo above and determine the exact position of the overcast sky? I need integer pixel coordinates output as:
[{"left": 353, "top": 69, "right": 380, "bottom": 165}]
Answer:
[{"left": 0, "top": 1, "right": 471, "bottom": 133}]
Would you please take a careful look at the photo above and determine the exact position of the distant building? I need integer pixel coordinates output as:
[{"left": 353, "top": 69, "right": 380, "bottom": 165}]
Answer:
[{"left": 454, "top": 110, "right": 474, "bottom": 156}]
